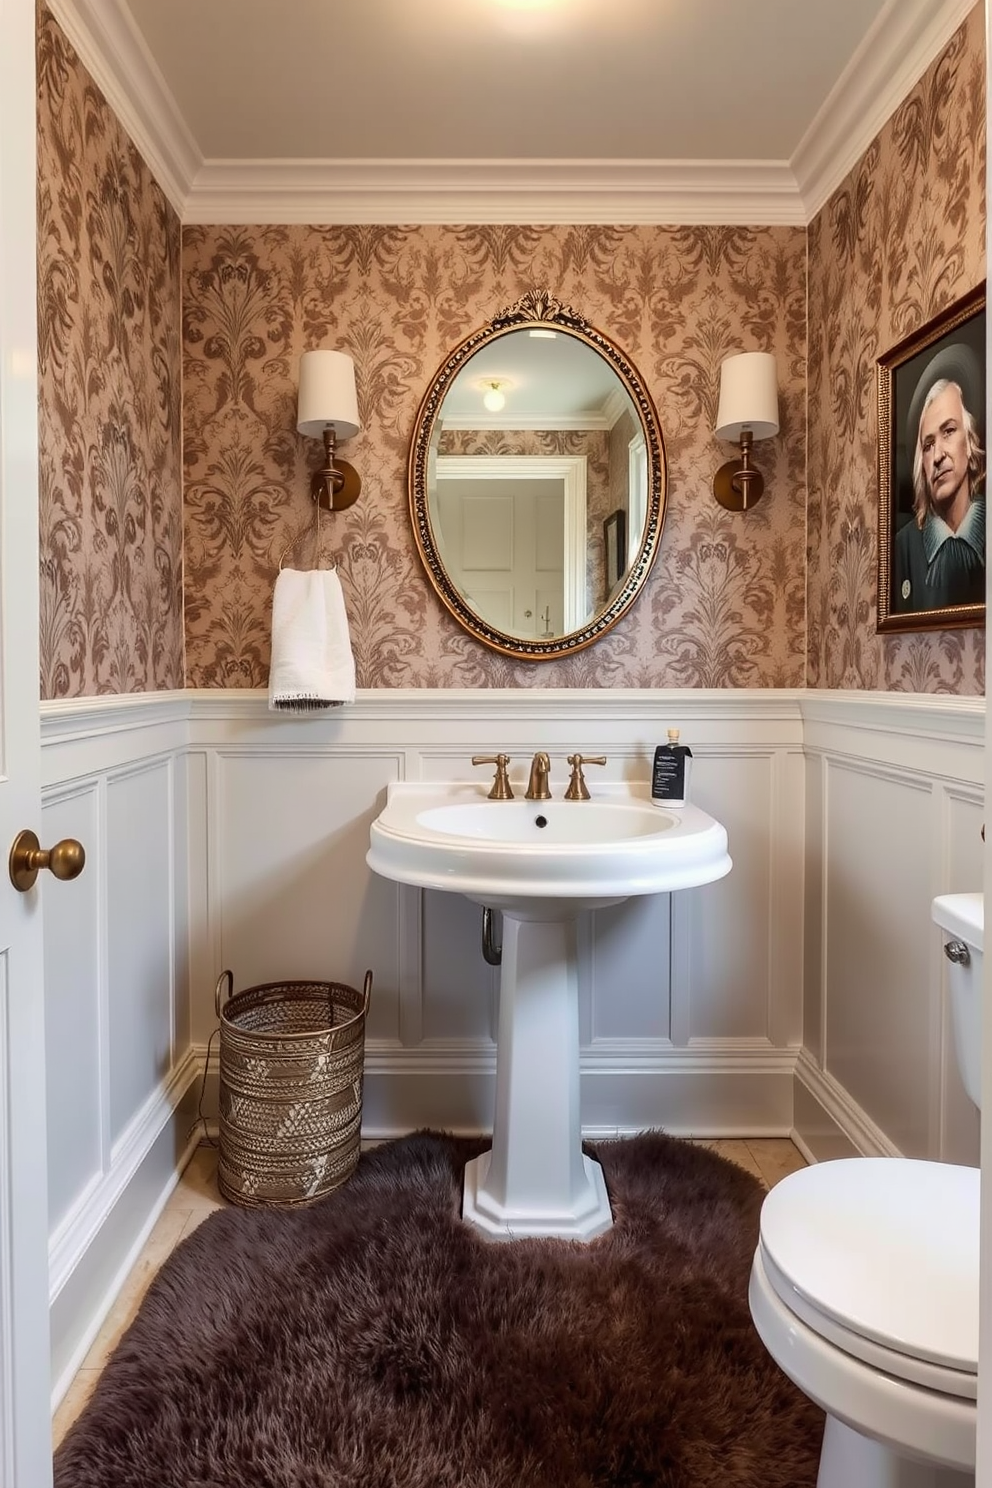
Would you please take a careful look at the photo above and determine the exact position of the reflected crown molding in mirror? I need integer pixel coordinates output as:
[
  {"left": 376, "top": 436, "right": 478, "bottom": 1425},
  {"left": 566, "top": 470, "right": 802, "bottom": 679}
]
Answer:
[{"left": 408, "top": 290, "right": 668, "bottom": 660}]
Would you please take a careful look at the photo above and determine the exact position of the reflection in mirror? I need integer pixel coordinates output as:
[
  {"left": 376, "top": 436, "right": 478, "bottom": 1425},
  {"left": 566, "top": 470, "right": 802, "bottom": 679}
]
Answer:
[{"left": 409, "top": 290, "right": 667, "bottom": 659}]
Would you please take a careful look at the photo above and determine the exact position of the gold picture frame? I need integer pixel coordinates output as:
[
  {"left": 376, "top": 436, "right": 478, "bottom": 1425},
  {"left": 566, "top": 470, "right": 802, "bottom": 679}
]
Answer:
[{"left": 876, "top": 282, "right": 986, "bottom": 633}]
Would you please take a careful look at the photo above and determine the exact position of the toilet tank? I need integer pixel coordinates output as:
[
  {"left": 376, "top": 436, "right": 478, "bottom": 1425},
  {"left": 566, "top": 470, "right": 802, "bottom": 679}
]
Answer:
[{"left": 932, "top": 892, "right": 983, "bottom": 1111}]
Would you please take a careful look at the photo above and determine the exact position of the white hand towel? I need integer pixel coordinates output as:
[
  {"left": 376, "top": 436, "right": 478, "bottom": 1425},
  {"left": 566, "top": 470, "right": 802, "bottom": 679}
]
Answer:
[{"left": 268, "top": 568, "right": 356, "bottom": 711}]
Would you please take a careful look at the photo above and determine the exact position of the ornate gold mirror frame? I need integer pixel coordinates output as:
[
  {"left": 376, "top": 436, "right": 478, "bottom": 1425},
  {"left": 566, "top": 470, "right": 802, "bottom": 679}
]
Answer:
[{"left": 408, "top": 290, "right": 668, "bottom": 660}]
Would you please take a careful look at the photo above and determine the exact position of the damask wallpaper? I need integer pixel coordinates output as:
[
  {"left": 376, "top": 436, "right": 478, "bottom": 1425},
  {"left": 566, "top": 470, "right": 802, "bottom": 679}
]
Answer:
[
  {"left": 182, "top": 224, "right": 807, "bottom": 688},
  {"left": 806, "top": 2, "right": 986, "bottom": 692},
  {"left": 36, "top": 7, "right": 184, "bottom": 698},
  {"left": 35, "top": 6, "right": 985, "bottom": 697}
]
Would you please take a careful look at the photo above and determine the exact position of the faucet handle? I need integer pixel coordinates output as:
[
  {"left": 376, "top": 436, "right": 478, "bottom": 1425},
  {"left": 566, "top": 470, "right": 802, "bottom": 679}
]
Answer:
[
  {"left": 564, "top": 753, "right": 607, "bottom": 801},
  {"left": 472, "top": 753, "right": 514, "bottom": 800}
]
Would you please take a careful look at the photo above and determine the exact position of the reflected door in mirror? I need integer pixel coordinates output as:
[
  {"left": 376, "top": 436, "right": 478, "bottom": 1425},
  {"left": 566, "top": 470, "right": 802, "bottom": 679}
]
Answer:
[{"left": 435, "top": 477, "right": 566, "bottom": 639}]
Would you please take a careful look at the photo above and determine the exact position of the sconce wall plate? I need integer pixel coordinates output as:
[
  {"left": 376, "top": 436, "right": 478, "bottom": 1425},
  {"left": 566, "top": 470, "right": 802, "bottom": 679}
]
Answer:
[
  {"left": 713, "top": 429, "right": 765, "bottom": 512},
  {"left": 312, "top": 459, "right": 361, "bottom": 512},
  {"left": 713, "top": 461, "right": 765, "bottom": 512},
  {"left": 309, "top": 425, "right": 361, "bottom": 511}
]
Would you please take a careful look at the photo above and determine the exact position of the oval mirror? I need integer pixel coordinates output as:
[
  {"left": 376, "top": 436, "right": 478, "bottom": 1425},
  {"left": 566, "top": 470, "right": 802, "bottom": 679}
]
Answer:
[{"left": 408, "top": 289, "right": 668, "bottom": 659}]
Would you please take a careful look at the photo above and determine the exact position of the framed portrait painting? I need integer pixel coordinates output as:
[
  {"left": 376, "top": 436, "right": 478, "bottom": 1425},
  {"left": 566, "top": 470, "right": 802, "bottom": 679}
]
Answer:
[{"left": 876, "top": 282, "right": 986, "bottom": 633}]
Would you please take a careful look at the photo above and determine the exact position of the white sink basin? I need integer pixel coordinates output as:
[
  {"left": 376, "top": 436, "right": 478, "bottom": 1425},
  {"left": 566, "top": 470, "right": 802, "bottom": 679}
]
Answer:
[
  {"left": 366, "top": 778, "right": 732, "bottom": 1243},
  {"left": 368, "top": 782, "right": 731, "bottom": 907}
]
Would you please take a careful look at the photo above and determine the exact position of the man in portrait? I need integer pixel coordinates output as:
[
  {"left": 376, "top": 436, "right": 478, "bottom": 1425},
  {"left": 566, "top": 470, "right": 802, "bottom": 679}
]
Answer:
[{"left": 894, "top": 341, "right": 985, "bottom": 613}]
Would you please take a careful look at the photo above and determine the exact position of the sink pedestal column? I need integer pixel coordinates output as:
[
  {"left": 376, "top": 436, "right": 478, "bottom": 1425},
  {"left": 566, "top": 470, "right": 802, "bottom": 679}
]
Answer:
[{"left": 462, "top": 906, "right": 614, "bottom": 1242}]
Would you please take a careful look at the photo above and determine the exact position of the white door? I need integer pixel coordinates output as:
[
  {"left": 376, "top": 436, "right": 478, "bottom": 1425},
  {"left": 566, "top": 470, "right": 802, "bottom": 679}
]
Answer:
[
  {"left": 436, "top": 478, "right": 566, "bottom": 637},
  {"left": 0, "top": 0, "right": 54, "bottom": 1482}
]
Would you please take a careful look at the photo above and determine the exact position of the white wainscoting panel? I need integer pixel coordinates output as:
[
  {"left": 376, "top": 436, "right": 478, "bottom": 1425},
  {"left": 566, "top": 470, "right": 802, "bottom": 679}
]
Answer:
[
  {"left": 421, "top": 891, "right": 499, "bottom": 1043},
  {"left": 802, "top": 755, "right": 825, "bottom": 1069},
  {"left": 39, "top": 686, "right": 985, "bottom": 1404},
  {"left": 798, "top": 692, "right": 984, "bottom": 1164},
  {"left": 106, "top": 759, "right": 175, "bottom": 1145},
  {"left": 587, "top": 895, "right": 670, "bottom": 1043},
  {"left": 824, "top": 760, "right": 934, "bottom": 1155},
  {"left": 42, "top": 784, "right": 101, "bottom": 1236},
  {"left": 212, "top": 749, "right": 401, "bottom": 1035},
  {"left": 183, "top": 747, "right": 215, "bottom": 1047},
  {"left": 190, "top": 690, "right": 808, "bottom": 1139},
  {"left": 41, "top": 695, "right": 196, "bottom": 1402},
  {"left": 681, "top": 753, "right": 775, "bottom": 1041}
]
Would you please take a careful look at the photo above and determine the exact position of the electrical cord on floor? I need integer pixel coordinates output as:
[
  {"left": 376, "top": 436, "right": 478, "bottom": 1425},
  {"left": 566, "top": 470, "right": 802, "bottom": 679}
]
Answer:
[{"left": 186, "top": 1024, "right": 220, "bottom": 1148}]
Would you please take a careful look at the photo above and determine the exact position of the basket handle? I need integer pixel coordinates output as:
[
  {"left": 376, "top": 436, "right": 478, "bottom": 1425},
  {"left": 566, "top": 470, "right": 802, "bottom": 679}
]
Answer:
[
  {"left": 214, "top": 968, "right": 234, "bottom": 1019},
  {"left": 361, "top": 969, "right": 373, "bottom": 1018}
]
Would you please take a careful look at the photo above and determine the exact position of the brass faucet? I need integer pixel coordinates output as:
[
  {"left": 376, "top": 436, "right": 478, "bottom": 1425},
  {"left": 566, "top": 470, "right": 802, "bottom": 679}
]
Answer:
[
  {"left": 525, "top": 751, "right": 552, "bottom": 800},
  {"left": 564, "top": 753, "right": 607, "bottom": 801},
  {"left": 472, "top": 754, "right": 514, "bottom": 800}
]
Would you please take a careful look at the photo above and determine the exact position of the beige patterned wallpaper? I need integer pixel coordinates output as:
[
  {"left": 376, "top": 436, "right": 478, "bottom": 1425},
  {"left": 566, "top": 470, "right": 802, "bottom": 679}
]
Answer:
[
  {"left": 182, "top": 224, "right": 807, "bottom": 688},
  {"left": 807, "top": 4, "right": 986, "bottom": 692},
  {"left": 36, "top": 7, "right": 985, "bottom": 697},
  {"left": 36, "top": 7, "right": 184, "bottom": 698}
]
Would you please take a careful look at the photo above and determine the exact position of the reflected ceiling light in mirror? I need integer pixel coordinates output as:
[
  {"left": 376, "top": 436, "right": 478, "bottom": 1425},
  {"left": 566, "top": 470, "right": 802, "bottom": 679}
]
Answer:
[
  {"left": 529, "top": 329, "right": 558, "bottom": 339},
  {"left": 713, "top": 351, "right": 779, "bottom": 514},
  {"left": 482, "top": 380, "right": 508, "bottom": 412}
]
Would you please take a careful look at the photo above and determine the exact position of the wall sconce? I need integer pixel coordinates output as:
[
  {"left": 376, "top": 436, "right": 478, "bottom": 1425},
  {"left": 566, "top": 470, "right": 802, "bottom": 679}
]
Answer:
[
  {"left": 297, "top": 349, "right": 362, "bottom": 511},
  {"left": 713, "top": 351, "right": 779, "bottom": 513}
]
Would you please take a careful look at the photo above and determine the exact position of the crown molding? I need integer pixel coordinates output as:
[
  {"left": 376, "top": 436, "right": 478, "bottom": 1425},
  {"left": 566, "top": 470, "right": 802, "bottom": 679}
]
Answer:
[
  {"left": 793, "top": 0, "right": 978, "bottom": 221},
  {"left": 44, "top": 0, "right": 198, "bottom": 215},
  {"left": 182, "top": 158, "right": 805, "bottom": 226},
  {"left": 46, "top": 0, "right": 974, "bottom": 228}
]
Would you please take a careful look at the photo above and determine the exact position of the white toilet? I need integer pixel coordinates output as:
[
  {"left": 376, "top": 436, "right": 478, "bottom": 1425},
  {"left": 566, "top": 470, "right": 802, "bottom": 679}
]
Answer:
[{"left": 749, "top": 892, "right": 983, "bottom": 1488}]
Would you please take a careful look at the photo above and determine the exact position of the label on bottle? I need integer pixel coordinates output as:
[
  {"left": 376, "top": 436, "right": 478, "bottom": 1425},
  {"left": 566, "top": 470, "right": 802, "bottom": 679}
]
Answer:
[{"left": 651, "top": 742, "right": 693, "bottom": 806}]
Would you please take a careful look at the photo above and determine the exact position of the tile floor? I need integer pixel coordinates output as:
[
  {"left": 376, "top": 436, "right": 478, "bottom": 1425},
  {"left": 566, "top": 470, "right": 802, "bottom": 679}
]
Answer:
[{"left": 51, "top": 1134, "right": 807, "bottom": 1452}]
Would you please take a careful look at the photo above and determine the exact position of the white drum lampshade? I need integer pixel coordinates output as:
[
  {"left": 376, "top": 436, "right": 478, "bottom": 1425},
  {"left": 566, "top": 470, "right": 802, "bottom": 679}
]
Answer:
[
  {"left": 297, "top": 350, "right": 361, "bottom": 441},
  {"left": 715, "top": 351, "right": 779, "bottom": 442}
]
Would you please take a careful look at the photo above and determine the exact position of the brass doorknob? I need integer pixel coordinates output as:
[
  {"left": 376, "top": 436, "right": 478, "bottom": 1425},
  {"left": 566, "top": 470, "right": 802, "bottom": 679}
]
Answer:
[{"left": 9, "top": 830, "right": 86, "bottom": 892}]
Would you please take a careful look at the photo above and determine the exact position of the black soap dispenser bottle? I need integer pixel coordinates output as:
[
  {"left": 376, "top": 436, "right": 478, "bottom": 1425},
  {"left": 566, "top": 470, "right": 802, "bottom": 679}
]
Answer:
[{"left": 651, "top": 728, "right": 692, "bottom": 809}]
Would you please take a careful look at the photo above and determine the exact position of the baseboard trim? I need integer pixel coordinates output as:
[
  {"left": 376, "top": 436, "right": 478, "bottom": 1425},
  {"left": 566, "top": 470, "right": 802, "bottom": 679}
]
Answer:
[
  {"left": 793, "top": 1048, "right": 901, "bottom": 1160},
  {"left": 49, "top": 1055, "right": 202, "bottom": 1405},
  {"left": 197, "top": 1039, "right": 800, "bottom": 1142},
  {"left": 49, "top": 1048, "right": 200, "bottom": 1298}
]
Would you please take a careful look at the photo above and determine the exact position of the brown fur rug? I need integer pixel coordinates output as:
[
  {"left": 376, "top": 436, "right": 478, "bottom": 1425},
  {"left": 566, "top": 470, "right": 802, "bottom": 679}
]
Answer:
[{"left": 55, "top": 1131, "right": 823, "bottom": 1487}]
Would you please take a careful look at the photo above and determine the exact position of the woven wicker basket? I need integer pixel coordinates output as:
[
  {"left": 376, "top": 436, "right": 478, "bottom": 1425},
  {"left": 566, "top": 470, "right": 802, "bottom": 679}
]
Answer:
[{"left": 215, "top": 968, "right": 372, "bottom": 1208}]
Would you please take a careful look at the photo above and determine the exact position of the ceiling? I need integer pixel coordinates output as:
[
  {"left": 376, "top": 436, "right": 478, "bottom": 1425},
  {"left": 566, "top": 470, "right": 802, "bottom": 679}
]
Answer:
[
  {"left": 53, "top": 0, "right": 976, "bottom": 223},
  {"left": 125, "top": 0, "right": 889, "bottom": 162}
]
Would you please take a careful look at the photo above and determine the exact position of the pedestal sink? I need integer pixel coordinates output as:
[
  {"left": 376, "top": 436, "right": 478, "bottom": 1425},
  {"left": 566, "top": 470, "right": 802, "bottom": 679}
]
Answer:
[{"left": 367, "top": 781, "right": 731, "bottom": 1241}]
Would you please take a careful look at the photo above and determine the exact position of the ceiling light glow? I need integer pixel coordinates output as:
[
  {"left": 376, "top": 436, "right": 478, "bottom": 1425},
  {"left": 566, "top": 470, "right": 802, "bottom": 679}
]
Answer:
[{"left": 483, "top": 382, "right": 506, "bottom": 413}]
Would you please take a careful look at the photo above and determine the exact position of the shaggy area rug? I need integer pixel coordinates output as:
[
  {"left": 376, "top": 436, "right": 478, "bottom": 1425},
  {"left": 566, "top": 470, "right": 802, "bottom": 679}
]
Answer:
[{"left": 55, "top": 1131, "right": 824, "bottom": 1487}]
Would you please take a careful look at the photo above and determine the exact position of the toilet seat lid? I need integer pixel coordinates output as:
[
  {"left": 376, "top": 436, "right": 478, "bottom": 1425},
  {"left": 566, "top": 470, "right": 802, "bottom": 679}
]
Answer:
[{"left": 759, "top": 1158, "right": 979, "bottom": 1375}]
